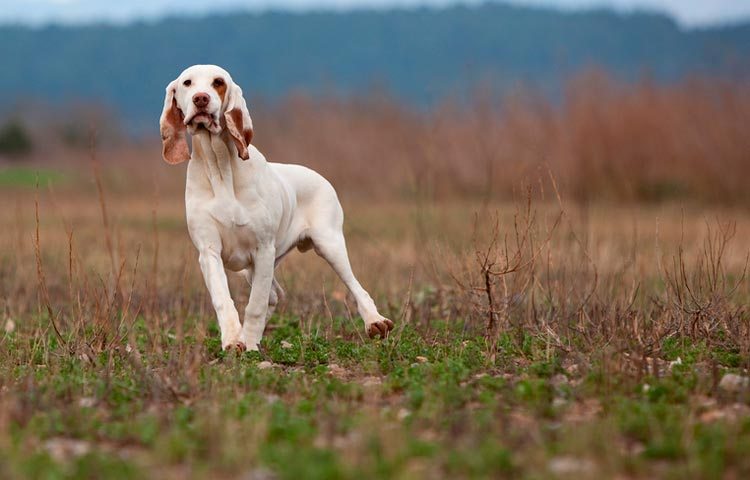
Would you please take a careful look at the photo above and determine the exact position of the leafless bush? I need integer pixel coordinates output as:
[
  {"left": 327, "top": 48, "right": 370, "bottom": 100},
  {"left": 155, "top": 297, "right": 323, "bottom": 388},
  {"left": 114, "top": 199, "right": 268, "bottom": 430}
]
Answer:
[{"left": 659, "top": 219, "right": 749, "bottom": 347}]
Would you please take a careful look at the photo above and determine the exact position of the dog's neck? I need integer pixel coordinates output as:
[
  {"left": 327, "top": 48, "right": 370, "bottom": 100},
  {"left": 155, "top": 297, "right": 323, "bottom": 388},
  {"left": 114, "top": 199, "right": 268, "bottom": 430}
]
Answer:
[
  {"left": 190, "top": 129, "right": 252, "bottom": 226},
  {"left": 192, "top": 129, "right": 236, "bottom": 192}
]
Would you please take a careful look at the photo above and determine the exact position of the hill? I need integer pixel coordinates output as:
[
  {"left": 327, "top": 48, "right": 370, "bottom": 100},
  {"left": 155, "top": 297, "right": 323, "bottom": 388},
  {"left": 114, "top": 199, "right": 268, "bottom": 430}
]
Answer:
[{"left": 2, "top": 2, "right": 749, "bottom": 129}]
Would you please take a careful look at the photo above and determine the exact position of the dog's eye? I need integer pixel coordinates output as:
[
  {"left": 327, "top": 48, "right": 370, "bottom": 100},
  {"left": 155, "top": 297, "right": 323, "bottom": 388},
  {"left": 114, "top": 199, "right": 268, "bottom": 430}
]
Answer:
[
  {"left": 183, "top": 79, "right": 192, "bottom": 87},
  {"left": 212, "top": 78, "right": 225, "bottom": 88}
]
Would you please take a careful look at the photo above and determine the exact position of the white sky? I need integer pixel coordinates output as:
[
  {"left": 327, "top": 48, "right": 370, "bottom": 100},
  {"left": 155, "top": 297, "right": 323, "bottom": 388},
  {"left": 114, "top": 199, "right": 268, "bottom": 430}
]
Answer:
[{"left": 2, "top": 0, "right": 749, "bottom": 27}]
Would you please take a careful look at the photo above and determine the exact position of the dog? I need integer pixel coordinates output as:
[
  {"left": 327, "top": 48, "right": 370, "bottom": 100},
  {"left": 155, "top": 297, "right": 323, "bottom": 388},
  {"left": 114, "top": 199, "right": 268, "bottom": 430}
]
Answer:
[{"left": 159, "top": 64, "right": 394, "bottom": 351}]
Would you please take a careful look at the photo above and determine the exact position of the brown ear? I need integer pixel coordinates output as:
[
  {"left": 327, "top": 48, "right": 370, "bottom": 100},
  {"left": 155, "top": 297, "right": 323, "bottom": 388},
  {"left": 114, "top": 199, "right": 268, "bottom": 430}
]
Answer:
[
  {"left": 224, "top": 83, "right": 254, "bottom": 160},
  {"left": 159, "top": 81, "right": 190, "bottom": 164}
]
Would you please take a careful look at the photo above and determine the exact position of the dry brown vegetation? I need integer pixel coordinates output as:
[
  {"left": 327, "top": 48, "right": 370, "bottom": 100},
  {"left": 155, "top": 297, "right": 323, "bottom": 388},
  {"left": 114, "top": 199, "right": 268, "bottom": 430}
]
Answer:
[
  {"left": 1, "top": 74, "right": 750, "bottom": 478},
  {"left": 252, "top": 72, "right": 750, "bottom": 204},
  {"left": 15, "top": 72, "right": 750, "bottom": 206}
]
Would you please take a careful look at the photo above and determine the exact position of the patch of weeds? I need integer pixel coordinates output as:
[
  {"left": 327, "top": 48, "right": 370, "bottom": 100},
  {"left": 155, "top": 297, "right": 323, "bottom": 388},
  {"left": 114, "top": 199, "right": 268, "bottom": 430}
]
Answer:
[
  {"left": 641, "top": 372, "right": 694, "bottom": 404},
  {"left": 231, "top": 392, "right": 266, "bottom": 420},
  {"left": 661, "top": 337, "right": 708, "bottom": 364},
  {"left": 457, "top": 337, "right": 487, "bottom": 371},
  {"left": 476, "top": 374, "right": 506, "bottom": 393},
  {"left": 242, "top": 350, "right": 264, "bottom": 363},
  {"left": 267, "top": 338, "right": 301, "bottom": 365},
  {"left": 332, "top": 338, "right": 362, "bottom": 363},
  {"left": 260, "top": 401, "right": 345, "bottom": 479},
  {"left": 528, "top": 356, "right": 562, "bottom": 378},
  {"left": 693, "top": 422, "right": 727, "bottom": 478},
  {"left": 242, "top": 366, "right": 294, "bottom": 394},
  {"left": 303, "top": 335, "right": 330, "bottom": 368},
  {"left": 18, "top": 452, "right": 63, "bottom": 480},
  {"left": 712, "top": 347, "right": 743, "bottom": 368},
  {"left": 204, "top": 333, "right": 223, "bottom": 359},
  {"left": 444, "top": 439, "right": 515, "bottom": 477},
  {"left": 514, "top": 378, "right": 554, "bottom": 416},
  {"left": 262, "top": 445, "right": 343, "bottom": 480},
  {"left": 404, "top": 438, "right": 439, "bottom": 459},
  {"left": 19, "top": 450, "right": 140, "bottom": 480},
  {"left": 616, "top": 398, "right": 686, "bottom": 460},
  {"left": 387, "top": 326, "right": 430, "bottom": 363},
  {"left": 71, "top": 452, "right": 141, "bottom": 479},
  {"left": 431, "top": 358, "right": 473, "bottom": 409}
]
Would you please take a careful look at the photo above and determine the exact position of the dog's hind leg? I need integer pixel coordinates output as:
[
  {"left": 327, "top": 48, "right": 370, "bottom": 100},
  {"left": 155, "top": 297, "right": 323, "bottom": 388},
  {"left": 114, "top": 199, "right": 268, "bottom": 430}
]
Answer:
[{"left": 310, "top": 230, "right": 394, "bottom": 339}]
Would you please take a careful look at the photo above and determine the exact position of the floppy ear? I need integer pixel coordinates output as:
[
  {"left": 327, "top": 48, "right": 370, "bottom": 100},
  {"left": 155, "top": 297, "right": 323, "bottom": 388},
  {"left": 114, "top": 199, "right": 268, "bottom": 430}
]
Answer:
[
  {"left": 224, "top": 82, "right": 254, "bottom": 160},
  {"left": 159, "top": 80, "right": 190, "bottom": 164}
]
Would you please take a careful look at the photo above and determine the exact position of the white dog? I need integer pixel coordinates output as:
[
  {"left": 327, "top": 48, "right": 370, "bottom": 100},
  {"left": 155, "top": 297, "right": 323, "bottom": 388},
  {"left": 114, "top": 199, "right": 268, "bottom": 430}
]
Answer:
[{"left": 159, "top": 64, "right": 394, "bottom": 351}]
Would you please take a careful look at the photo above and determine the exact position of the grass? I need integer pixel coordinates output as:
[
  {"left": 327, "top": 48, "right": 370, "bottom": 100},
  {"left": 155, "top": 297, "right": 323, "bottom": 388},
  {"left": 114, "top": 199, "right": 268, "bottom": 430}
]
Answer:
[
  {"left": 0, "top": 166, "right": 68, "bottom": 188},
  {"left": 0, "top": 121, "right": 749, "bottom": 477},
  {"left": 1, "top": 316, "right": 749, "bottom": 479}
]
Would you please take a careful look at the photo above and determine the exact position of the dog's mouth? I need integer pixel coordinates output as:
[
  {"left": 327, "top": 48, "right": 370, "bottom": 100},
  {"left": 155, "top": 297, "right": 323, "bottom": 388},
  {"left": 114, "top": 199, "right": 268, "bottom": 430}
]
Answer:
[{"left": 186, "top": 112, "right": 217, "bottom": 129}]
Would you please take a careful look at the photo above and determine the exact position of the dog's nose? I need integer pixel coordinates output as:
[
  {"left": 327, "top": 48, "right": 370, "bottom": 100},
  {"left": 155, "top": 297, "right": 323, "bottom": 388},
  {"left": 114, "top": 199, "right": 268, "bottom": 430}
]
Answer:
[{"left": 193, "top": 93, "right": 210, "bottom": 108}]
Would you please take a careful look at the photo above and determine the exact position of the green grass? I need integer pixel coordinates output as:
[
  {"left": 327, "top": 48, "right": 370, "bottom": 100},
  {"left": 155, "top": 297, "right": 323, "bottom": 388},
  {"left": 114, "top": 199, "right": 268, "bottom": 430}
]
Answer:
[
  {"left": 1, "top": 314, "right": 750, "bottom": 479},
  {"left": 0, "top": 166, "right": 68, "bottom": 188}
]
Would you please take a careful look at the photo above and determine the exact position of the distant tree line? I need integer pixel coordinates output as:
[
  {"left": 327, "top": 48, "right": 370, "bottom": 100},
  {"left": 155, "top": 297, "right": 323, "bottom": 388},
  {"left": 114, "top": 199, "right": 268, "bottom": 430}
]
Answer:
[{"left": 0, "top": 3, "right": 748, "bottom": 131}]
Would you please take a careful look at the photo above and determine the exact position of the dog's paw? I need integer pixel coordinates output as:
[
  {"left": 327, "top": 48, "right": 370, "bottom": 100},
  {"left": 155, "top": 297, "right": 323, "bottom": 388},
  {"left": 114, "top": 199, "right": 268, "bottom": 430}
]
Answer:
[
  {"left": 223, "top": 341, "right": 246, "bottom": 353},
  {"left": 367, "top": 319, "right": 395, "bottom": 339},
  {"left": 238, "top": 333, "right": 261, "bottom": 352}
]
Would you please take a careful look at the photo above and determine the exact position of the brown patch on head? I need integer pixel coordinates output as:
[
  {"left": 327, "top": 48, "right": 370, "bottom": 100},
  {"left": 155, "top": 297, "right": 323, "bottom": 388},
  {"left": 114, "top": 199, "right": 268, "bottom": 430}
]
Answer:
[{"left": 212, "top": 78, "right": 227, "bottom": 102}]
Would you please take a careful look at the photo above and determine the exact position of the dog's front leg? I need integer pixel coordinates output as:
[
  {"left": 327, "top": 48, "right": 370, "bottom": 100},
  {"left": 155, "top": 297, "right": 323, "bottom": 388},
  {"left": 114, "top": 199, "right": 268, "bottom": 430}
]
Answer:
[
  {"left": 240, "top": 244, "right": 276, "bottom": 350},
  {"left": 198, "top": 247, "right": 243, "bottom": 350}
]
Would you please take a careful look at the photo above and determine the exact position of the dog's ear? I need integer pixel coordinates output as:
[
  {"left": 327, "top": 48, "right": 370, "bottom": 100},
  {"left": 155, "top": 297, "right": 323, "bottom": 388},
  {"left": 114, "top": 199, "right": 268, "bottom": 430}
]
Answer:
[
  {"left": 159, "top": 80, "right": 190, "bottom": 164},
  {"left": 224, "top": 82, "right": 254, "bottom": 160}
]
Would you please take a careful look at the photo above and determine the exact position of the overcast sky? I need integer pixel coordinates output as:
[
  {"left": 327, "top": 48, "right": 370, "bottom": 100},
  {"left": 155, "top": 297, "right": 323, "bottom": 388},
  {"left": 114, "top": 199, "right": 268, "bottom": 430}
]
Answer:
[{"left": 3, "top": 0, "right": 750, "bottom": 27}]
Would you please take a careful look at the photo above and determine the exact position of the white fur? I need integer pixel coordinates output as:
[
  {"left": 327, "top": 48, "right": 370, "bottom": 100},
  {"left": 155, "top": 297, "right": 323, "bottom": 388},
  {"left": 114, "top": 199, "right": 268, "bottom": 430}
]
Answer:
[{"left": 160, "top": 65, "right": 393, "bottom": 350}]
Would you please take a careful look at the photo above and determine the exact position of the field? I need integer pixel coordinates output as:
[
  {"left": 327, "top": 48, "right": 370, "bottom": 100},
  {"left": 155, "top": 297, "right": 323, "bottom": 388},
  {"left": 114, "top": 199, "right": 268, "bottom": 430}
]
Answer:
[{"left": 1, "top": 77, "right": 750, "bottom": 479}]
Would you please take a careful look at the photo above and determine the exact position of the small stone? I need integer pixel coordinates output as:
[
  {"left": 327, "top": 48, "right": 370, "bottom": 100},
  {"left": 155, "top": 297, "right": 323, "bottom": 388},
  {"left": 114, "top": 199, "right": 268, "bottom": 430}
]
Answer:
[
  {"left": 327, "top": 363, "right": 347, "bottom": 378},
  {"left": 719, "top": 373, "right": 750, "bottom": 393},
  {"left": 415, "top": 356, "right": 428, "bottom": 363},
  {"left": 397, "top": 408, "right": 411, "bottom": 421},
  {"left": 548, "top": 456, "right": 595, "bottom": 475},
  {"left": 280, "top": 340, "right": 293, "bottom": 349},
  {"left": 669, "top": 357, "right": 683, "bottom": 369},
  {"left": 44, "top": 438, "right": 91, "bottom": 462},
  {"left": 78, "top": 397, "right": 96, "bottom": 408},
  {"left": 78, "top": 353, "right": 94, "bottom": 365},
  {"left": 257, "top": 361, "right": 274, "bottom": 370},
  {"left": 362, "top": 377, "right": 382, "bottom": 387},
  {"left": 4, "top": 319, "right": 15, "bottom": 333},
  {"left": 700, "top": 409, "right": 726, "bottom": 423}
]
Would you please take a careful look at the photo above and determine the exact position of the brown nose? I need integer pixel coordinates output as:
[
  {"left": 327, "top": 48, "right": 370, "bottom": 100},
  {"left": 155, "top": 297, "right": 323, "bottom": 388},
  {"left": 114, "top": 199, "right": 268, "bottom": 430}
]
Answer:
[{"left": 192, "top": 92, "right": 210, "bottom": 108}]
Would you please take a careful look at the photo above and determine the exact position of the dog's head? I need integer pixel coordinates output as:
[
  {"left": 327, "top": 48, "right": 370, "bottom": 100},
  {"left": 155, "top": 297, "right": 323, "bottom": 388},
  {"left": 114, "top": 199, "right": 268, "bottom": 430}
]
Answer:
[{"left": 159, "top": 64, "right": 254, "bottom": 164}]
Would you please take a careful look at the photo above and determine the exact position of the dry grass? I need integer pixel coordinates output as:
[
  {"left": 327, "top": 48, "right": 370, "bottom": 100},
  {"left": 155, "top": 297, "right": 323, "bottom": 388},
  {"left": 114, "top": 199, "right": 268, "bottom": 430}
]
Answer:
[
  {"left": 249, "top": 72, "right": 750, "bottom": 204},
  {"left": 1, "top": 75, "right": 750, "bottom": 478},
  {"left": 17, "top": 73, "right": 750, "bottom": 207},
  {"left": 1, "top": 173, "right": 750, "bottom": 477}
]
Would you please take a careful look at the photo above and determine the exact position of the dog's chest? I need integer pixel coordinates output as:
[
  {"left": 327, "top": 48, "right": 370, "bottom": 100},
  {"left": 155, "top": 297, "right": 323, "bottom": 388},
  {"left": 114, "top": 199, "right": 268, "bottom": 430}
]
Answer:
[{"left": 217, "top": 223, "right": 259, "bottom": 272}]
